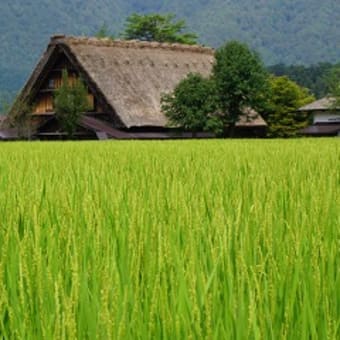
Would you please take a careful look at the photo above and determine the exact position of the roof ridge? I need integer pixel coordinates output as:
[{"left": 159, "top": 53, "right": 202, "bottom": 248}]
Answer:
[{"left": 49, "top": 35, "right": 214, "bottom": 55}]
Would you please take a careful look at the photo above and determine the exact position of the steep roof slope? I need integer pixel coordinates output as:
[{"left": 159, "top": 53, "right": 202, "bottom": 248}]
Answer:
[
  {"left": 298, "top": 97, "right": 337, "bottom": 111},
  {"left": 62, "top": 37, "right": 214, "bottom": 127},
  {"left": 16, "top": 36, "right": 214, "bottom": 128}
]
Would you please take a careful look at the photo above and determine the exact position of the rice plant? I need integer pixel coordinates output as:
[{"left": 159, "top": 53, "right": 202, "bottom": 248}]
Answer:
[{"left": 0, "top": 139, "right": 339, "bottom": 339}]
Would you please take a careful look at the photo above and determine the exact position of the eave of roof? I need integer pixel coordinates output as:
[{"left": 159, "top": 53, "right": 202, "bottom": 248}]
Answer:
[
  {"left": 0, "top": 128, "right": 19, "bottom": 140},
  {"left": 300, "top": 124, "right": 340, "bottom": 135}
]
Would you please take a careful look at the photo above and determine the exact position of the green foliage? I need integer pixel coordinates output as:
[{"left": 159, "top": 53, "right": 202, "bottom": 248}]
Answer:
[
  {"left": 264, "top": 76, "right": 315, "bottom": 137},
  {"left": 0, "top": 140, "right": 339, "bottom": 338},
  {"left": 54, "top": 70, "right": 90, "bottom": 138},
  {"left": 161, "top": 73, "right": 222, "bottom": 135},
  {"left": 268, "top": 62, "right": 338, "bottom": 98},
  {"left": 2, "top": 95, "right": 33, "bottom": 138},
  {"left": 2, "top": 1, "right": 340, "bottom": 96},
  {"left": 122, "top": 13, "right": 197, "bottom": 44},
  {"left": 325, "top": 66, "right": 340, "bottom": 108},
  {"left": 213, "top": 41, "right": 269, "bottom": 128},
  {"left": 163, "top": 42, "right": 270, "bottom": 137}
]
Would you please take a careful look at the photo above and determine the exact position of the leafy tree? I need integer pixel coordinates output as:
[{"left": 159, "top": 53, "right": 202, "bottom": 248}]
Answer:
[
  {"left": 2, "top": 0, "right": 340, "bottom": 100},
  {"left": 213, "top": 41, "right": 269, "bottom": 135},
  {"left": 325, "top": 66, "right": 340, "bottom": 108},
  {"left": 15, "top": 100, "right": 33, "bottom": 139},
  {"left": 4, "top": 94, "right": 33, "bottom": 138},
  {"left": 268, "top": 62, "right": 336, "bottom": 98},
  {"left": 161, "top": 73, "right": 222, "bottom": 136},
  {"left": 122, "top": 13, "right": 197, "bottom": 44},
  {"left": 263, "top": 76, "right": 315, "bottom": 137},
  {"left": 54, "top": 70, "right": 90, "bottom": 138}
]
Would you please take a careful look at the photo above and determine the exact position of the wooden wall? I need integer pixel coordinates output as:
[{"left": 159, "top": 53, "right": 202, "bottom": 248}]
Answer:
[
  {"left": 34, "top": 94, "right": 53, "bottom": 114},
  {"left": 33, "top": 72, "right": 94, "bottom": 114}
]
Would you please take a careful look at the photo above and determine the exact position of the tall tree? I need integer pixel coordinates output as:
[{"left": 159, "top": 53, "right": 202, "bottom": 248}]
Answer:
[
  {"left": 213, "top": 41, "right": 268, "bottom": 135},
  {"left": 263, "top": 76, "right": 315, "bottom": 137},
  {"left": 6, "top": 96, "right": 33, "bottom": 138},
  {"left": 161, "top": 73, "right": 222, "bottom": 136},
  {"left": 326, "top": 66, "right": 340, "bottom": 108},
  {"left": 54, "top": 70, "right": 90, "bottom": 138},
  {"left": 122, "top": 13, "right": 197, "bottom": 44}
]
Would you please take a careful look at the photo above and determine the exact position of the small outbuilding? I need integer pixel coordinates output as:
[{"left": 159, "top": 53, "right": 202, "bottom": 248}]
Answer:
[
  {"left": 299, "top": 97, "right": 340, "bottom": 137},
  {"left": 3, "top": 35, "right": 267, "bottom": 140}
]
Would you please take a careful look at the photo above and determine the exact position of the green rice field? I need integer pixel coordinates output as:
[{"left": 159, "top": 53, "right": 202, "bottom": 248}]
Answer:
[{"left": 0, "top": 139, "right": 339, "bottom": 339}]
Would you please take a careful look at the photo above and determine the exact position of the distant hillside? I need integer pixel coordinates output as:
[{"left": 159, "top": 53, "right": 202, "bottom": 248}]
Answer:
[{"left": 1, "top": 0, "right": 339, "bottom": 95}]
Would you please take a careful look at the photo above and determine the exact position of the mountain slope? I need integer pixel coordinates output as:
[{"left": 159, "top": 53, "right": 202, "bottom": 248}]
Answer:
[{"left": 1, "top": 0, "right": 339, "bottom": 94}]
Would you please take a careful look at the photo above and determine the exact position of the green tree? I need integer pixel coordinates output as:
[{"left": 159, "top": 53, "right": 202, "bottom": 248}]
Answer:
[
  {"left": 213, "top": 41, "right": 268, "bottom": 135},
  {"left": 268, "top": 62, "right": 336, "bottom": 99},
  {"left": 3, "top": 94, "right": 33, "bottom": 139},
  {"left": 54, "top": 70, "right": 90, "bottom": 138},
  {"left": 264, "top": 76, "right": 315, "bottom": 137},
  {"left": 326, "top": 66, "right": 340, "bottom": 108},
  {"left": 161, "top": 73, "right": 222, "bottom": 136},
  {"left": 122, "top": 13, "right": 197, "bottom": 44}
]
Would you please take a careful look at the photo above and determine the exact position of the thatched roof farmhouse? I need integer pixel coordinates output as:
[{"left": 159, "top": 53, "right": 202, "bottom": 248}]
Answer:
[{"left": 3, "top": 35, "right": 267, "bottom": 140}]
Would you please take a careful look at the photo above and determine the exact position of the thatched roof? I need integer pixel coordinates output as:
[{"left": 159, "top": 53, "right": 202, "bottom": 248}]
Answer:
[
  {"left": 298, "top": 97, "right": 337, "bottom": 111},
  {"left": 0, "top": 115, "right": 7, "bottom": 127},
  {"left": 11, "top": 35, "right": 268, "bottom": 131},
  {"left": 235, "top": 108, "right": 267, "bottom": 126},
  {"left": 15, "top": 36, "right": 215, "bottom": 128}
]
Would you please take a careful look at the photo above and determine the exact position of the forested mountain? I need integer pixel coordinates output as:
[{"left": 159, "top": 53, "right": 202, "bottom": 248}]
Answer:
[
  {"left": 1, "top": 0, "right": 339, "bottom": 98},
  {"left": 268, "top": 63, "right": 339, "bottom": 98}
]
